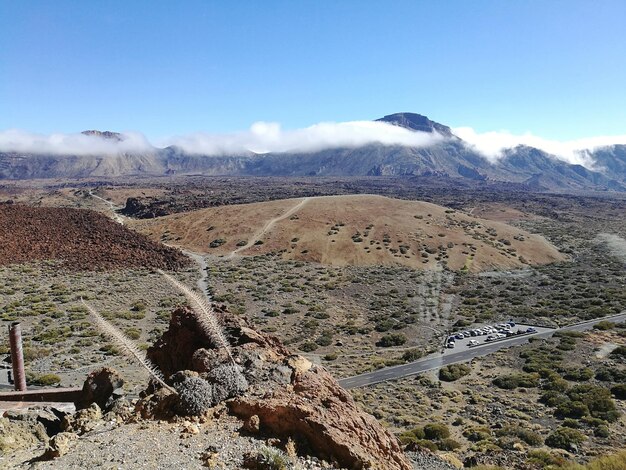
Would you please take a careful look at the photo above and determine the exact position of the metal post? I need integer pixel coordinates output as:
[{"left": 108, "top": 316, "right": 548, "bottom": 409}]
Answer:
[{"left": 9, "top": 322, "right": 27, "bottom": 391}]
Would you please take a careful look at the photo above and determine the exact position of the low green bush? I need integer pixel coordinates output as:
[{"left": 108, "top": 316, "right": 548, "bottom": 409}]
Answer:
[
  {"left": 495, "top": 425, "right": 543, "bottom": 446},
  {"left": 611, "top": 384, "right": 626, "bottom": 399},
  {"left": 545, "top": 427, "right": 586, "bottom": 450},
  {"left": 377, "top": 333, "right": 407, "bottom": 347},
  {"left": 437, "top": 438, "right": 461, "bottom": 451},
  {"left": 439, "top": 363, "right": 471, "bottom": 382},
  {"left": 27, "top": 373, "right": 61, "bottom": 386},
  {"left": 463, "top": 426, "right": 491, "bottom": 442},
  {"left": 610, "top": 345, "right": 626, "bottom": 358},
  {"left": 593, "top": 320, "right": 615, "bottom": 330},
  {"left": 493, "top": 372, "right": 540, "bottom": 390},
  {"left": 423, "top": 423, "right": 450, "bottom": 440}
]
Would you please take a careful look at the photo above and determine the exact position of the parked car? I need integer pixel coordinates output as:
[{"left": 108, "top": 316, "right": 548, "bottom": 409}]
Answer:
[
  {"left": 508, "top": 321, "right": 516, "bottom": 327},
  {"left": 486, "top": 335, "right": 495, "bottom": 342},
  {"left": 447, "top": 342, "right": 455, "bottom": 349},
  {"left": 526, "top": 327, "right": 537, "bottom": 333},
  {"left": 496, "top": 333, "right": 506, "bottom": 339},
  {"left": 447, "top": 336, "right": 456, "bottom": 343},
  {"left": 463, "top": 331, "right": 471, "bottom": 337},
  {"left": 468, "top": 339, "right": 479, "bottom": 346},
  {"left": 455, "top": 333, "right": 464, "bottom": 340}
]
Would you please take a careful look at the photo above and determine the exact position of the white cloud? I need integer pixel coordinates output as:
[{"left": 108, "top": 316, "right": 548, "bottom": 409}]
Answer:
[
  {"left": 0, "top": 129, "right": 153, "bottom": 155},
  {"left": 2, "top": 122, "right": 624, "bottom": 172},
  {"left": 453, "top": 127, "right": 626, "bottom": 167},
  {"left": 160, "top": 120, "right": 444, "bottom": 155}
]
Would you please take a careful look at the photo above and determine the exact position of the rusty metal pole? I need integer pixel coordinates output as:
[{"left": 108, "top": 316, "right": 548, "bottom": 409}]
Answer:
[{"left": 9, "top": 322, "right": 27, "bottom": 391}]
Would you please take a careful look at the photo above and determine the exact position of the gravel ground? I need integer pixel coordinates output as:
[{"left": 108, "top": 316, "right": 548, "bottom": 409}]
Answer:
[
  {"left": 5, "top": 414, "right": 334, "bottom": 470},
  {"left": 1, "top": 413, "right": 457, "bottom": 470}
]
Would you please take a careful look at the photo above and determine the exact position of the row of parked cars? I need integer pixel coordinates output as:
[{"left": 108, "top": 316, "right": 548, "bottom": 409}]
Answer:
[{"left": 446, "top": 322, "right": 537, "bottom": 348}]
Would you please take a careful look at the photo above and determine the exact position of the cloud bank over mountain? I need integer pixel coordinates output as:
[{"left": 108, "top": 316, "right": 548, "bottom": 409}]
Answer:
[
  {"left": 453, "top": 127, "right": 626, "bottom": 166},
  {"left": 159, "top": 121, "right": 444, "bottom": 155},
  {"left": 1, "top": 119, "right": 625, "bottom": 171},
  {"left": 0, "top": 129, "right": 153, "bottom": 156}
]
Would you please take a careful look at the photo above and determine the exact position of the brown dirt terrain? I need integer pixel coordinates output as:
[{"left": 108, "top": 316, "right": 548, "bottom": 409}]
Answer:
[
  {"left": 131, "top": 195, "right": 565, "bottom": 272},
  {"left": 0, "top": 203, "right": 189, "bottom": 271}
]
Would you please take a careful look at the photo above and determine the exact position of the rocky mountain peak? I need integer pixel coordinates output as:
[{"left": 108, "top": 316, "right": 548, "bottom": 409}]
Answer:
[
  {"left": 81, "top": 130, "right": 123, "bottom": 141},
  {"left": 376, "top": 112, "right": 453, "bottom": 137}
]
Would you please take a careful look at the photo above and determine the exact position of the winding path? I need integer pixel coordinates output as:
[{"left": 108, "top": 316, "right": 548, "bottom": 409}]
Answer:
[
  {"left": 226, "top": 197, "right": 311, "bottom": 258},
  {"left": 88, "top": 190, "right": 126, "bottom": 225}
]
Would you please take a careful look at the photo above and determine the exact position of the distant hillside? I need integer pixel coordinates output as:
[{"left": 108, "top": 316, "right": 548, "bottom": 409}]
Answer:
[
  {"left": 130, "top": 194, "right": 566, "bottom": 272},
  {"left": 1, "top": 112, "right": 624, "bottom": 191}
]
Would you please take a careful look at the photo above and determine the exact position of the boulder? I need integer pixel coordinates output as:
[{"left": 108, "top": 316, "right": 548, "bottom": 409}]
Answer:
[
  {"left": 74, "top": 367, "right": 124, "bottom": 411},
  {"left": 42, "top": 432, "right": 78, "bottom": 459}
]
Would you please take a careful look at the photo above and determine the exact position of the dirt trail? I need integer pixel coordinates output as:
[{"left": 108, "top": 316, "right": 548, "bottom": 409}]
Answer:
[
  {"left": 227, "top": 197, "right": 310, "bottom": 258},
  {"left": 88, "top": 190, "right": 126, "bottom": 225}
]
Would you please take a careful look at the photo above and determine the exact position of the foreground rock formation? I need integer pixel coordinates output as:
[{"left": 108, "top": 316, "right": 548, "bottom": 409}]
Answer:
[{"left": 146, "top": 305, "right": 413, "bottom": 470}]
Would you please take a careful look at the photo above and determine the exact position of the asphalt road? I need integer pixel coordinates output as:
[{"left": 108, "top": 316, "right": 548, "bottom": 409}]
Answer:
[{"left": 338, "top": 312, "right": 626, "bottom": 389}]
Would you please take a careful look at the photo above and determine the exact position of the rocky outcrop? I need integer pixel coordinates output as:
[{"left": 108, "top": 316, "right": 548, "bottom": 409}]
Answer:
[
  {"left": 147, "top": 306, "right": 412, "bottom": 470},
  {"left": 229, "top": 367, "right": 411, "bottom": 470}
]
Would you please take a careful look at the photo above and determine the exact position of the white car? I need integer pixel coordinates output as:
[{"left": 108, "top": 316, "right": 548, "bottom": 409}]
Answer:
[
  {"left": 496, "top": 333, "right": 506, "bottom": 339},
  {"left": 468, "top": 339, "right": 479, "bottom": 346}
]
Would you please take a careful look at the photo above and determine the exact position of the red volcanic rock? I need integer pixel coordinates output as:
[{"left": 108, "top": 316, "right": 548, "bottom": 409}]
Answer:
[
  {"left": 147, "top": 306, "right": 412, "bottom": 470},
  {"left": 0, "top": 204, "right": 189, "bottom": 270}
]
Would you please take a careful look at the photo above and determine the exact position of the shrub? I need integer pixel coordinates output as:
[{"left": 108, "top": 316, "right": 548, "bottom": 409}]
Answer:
[
  {"left": 611, "top": 384, "right": 626, "bottom": 400},
  {"left": 124, "top": 327, "right": 141, "bottom": 340},
  {"left": 580, "top": 451, "right": 626, "bottom": 470},
  {"left": 27, "top": 373, "right": 61, "bottom": 386},
  {"left": 377, "top": 333, "right": 407, "bottom": 347},
  {"left": 423, "top": 423, "right": 450, "bottom": 440},
  {"left": 542, "top": 375, "right": 569, "bottom": 392},
  {"left": 401, "top": 348, "right": 423, "bottom": 362},
  {"left": 496, "top": 425, "right": 543, "bottom": 446},
  {"left": 541, "top": 390, "right": 568, "bottom": 407},
  {"left": 493, "top": 373, "right": 540, "bottom": 390},
  {"left": 596, "top": 366, "right": 626, "bottom": 382},
  {"left": 398, "top": 431, "right": 419, "bottom": 445},
  {"left": 526, "top": 450, "right": 570, "bottom": 468},
  {"left": 567, "top": 384, "right": 621, "bottom": 422},
  {"left": 594, "top": 425, "right": 610, "bottom": 438},
  {"left": 562, "top": 367, "right": 594, "bottom": 382},
  {"left": 464, "top": 426, "right": 491, "bottom": 442},
  {"left": 439, "top": 364, "right": 471, "bottom": 382},
  {"left": 555, "top": 401, "right": 589, "bottom": 419},
  {"left": 414, "top": 439, "right": 438, "bottom": 452},
  {"left": 593, "top": 321, "right": 615, "bottom": 330},
  {"left": 610, "top": 345, "right": 626, "bottom": 358},
  {"left": 545, "top": 427, "right": 586, "bottom": 450},
  {"left": 256, "top": 446, "right": 290, "bottom": 470},
  {"left": 438, "top": 438, "right": 461, "bottom": 451},
  {"left": 299, "top": 341, "right": 318, "bottom": 352}
]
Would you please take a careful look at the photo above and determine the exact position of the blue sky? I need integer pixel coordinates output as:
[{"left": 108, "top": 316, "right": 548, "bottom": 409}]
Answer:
[{"left": 1, "top": 0, "right": 625, "bottom": 140}]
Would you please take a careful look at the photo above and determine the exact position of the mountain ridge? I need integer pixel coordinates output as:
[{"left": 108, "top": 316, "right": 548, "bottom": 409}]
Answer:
[{"left": 1, "top": 113, "right": 625, "bottom": 191}]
